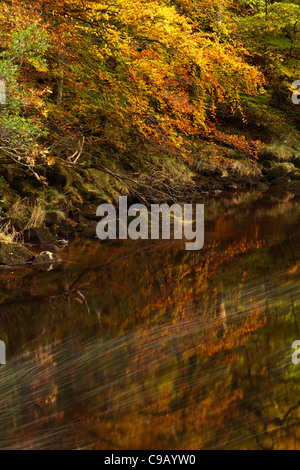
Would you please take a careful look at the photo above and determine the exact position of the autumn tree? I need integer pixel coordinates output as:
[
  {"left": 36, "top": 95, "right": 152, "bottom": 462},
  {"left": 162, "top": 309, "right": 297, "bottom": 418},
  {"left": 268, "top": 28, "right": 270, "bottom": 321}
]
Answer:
[{"left": 0, "top": 17, "right": 49, "bottom": 176}]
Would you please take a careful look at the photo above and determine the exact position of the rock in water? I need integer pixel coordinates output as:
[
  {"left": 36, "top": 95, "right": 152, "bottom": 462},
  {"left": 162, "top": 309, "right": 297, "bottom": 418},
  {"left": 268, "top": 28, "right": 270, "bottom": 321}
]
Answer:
[
  {"left": 0, "top": 242, "right": 34, "bottom": 266},
  {"left": 270, "top": 177, "right": 291, "bottom": 186},
  {"left": 32, "top": 251, "right": 62, "bottom": 265},
  {"left": 58, "top": 220, "right": 76, "bottom": 238},
  {"left": 23, "top": 227, "right": 53, "bottom": 244}
]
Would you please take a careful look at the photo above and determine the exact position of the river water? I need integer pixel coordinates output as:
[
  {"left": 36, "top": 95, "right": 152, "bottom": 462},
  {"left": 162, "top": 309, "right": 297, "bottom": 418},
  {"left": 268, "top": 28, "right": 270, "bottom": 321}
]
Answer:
[{"left": 0, "top": 189, "right": 300, "bottom": 449}]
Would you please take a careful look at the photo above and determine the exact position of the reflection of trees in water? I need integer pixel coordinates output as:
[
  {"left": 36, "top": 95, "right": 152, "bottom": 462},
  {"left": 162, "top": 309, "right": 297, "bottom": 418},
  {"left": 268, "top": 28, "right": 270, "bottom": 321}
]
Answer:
[
  {"left": 1, "top": 265, "right": 300, "bottom": 449},
  {"left": 1, "top": 193, "right": 300, "bottom": 448}
]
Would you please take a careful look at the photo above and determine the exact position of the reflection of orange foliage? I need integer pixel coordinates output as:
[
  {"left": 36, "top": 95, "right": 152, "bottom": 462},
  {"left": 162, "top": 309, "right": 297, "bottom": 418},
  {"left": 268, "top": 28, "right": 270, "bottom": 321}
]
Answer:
[
  {"left": 4, "top": 208, "right": 299, "bottom": 450},
  {"left": 198, "top": 308, "right": 267, "bottom": 357},
  {"left": 130, "top": 238, "right": 263, "bottom": 325}
]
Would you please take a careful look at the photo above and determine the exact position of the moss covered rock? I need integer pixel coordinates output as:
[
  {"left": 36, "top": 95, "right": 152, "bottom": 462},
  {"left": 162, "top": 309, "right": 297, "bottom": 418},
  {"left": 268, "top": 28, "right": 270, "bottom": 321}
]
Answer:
[
  {"left": 0, "top": 242, "right": 34, "bottom": 266},
  {"left": 23, "top": 227, "right": 53, "bottom": 244},
  {"left": 270, "top": 177, "right": 291, "bottom": 186},
  {"left": 266, "top": 163, "right": 295, "bottom": 180},
  {"left": 45, "top": 211, "right": 64, "bottom": 227}
]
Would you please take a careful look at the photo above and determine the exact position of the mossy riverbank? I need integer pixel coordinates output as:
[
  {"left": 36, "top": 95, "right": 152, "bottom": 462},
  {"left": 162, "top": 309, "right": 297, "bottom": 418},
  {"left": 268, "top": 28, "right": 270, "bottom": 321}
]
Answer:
[{"left": 1, "top": 141, "right": 300, "bottom": 266}]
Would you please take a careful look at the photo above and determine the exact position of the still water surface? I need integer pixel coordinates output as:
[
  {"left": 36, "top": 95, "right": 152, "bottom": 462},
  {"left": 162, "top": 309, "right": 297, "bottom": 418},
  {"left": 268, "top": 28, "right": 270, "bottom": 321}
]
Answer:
[{"left": 0, "top": 190, "right": 300, "bottom": 449}]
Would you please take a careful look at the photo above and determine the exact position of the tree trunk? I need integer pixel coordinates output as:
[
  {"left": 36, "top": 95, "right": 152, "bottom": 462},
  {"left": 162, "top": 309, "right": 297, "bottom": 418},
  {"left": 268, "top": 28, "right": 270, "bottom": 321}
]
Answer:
[
  {"left": 0, "top": 79, "right": 6, "bottom": 105},
  {"left": 56, "top": 55, "right": 64, "bottom": 105}
]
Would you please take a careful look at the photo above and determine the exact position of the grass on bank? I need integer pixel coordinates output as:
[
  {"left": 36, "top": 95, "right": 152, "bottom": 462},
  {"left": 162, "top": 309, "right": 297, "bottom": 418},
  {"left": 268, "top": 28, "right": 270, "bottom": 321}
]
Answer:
[{"left": 0, "top": 223, "right": 20, "bottom": 243}]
